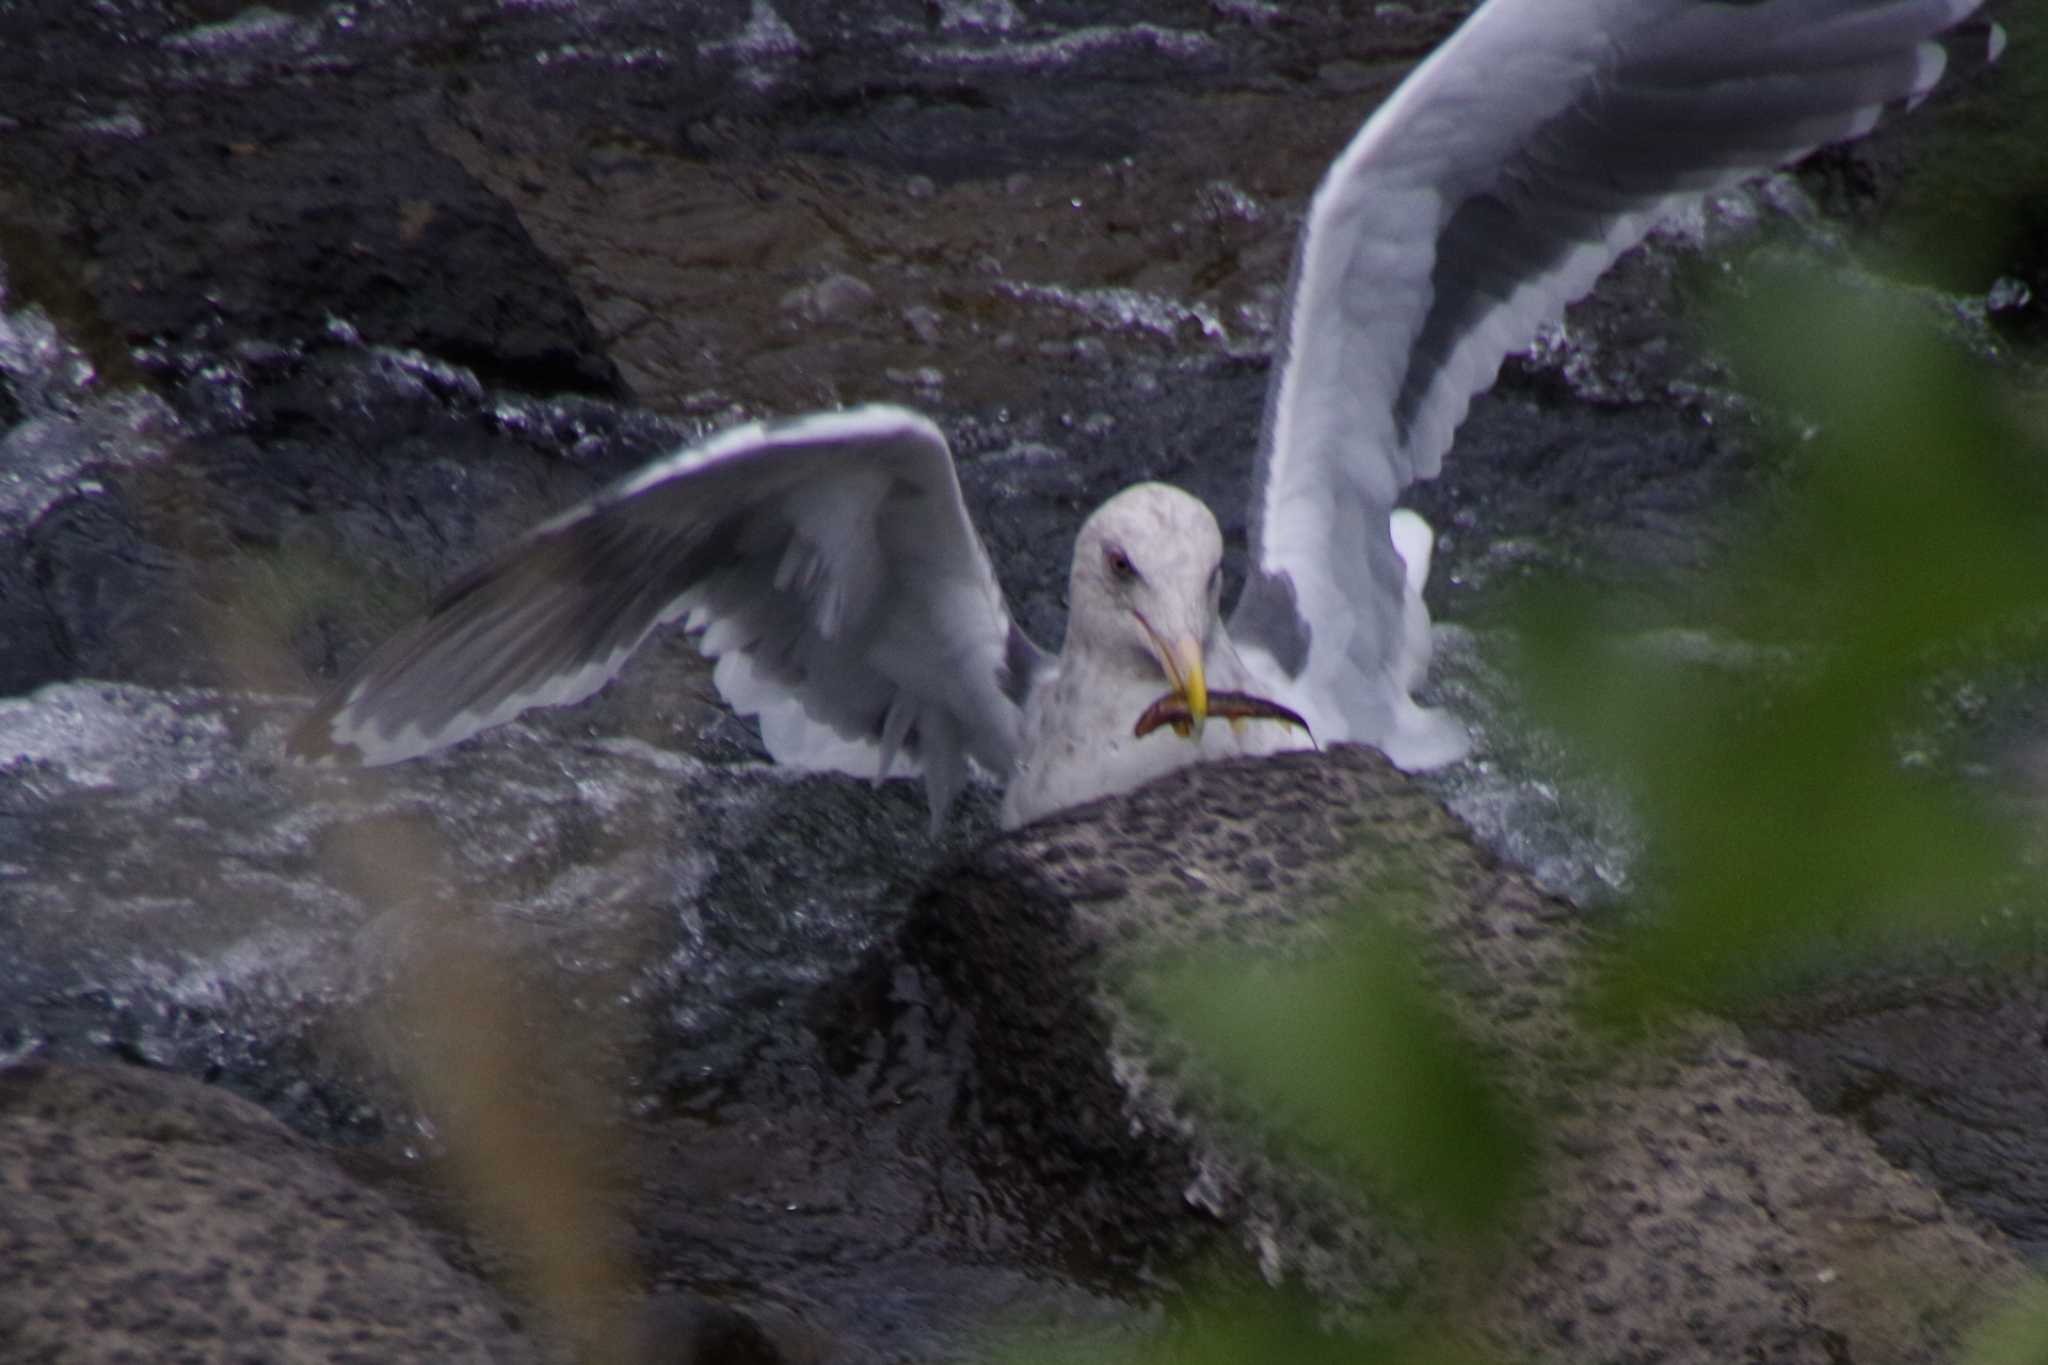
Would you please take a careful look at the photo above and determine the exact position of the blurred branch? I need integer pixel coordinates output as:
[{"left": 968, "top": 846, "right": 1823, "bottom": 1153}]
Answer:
[{"left": 202, "top": 532, "right": 646, "bottom": 1363}]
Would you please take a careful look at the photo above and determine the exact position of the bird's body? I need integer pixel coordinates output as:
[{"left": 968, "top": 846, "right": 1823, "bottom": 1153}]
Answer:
[
  {"left": 290, "top": 0, "right": 2001, "bottom": 829},
  {"left": 1004, "top": 650, "right": 1277, "bottom": 829}
]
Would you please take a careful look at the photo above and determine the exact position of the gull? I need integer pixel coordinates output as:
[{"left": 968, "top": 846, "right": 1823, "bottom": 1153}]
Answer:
[{"left": 290, "top": 0, "right": 1996, "bottom": 830}]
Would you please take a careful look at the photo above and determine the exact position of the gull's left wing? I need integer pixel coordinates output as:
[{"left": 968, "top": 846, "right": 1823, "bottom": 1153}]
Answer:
[
  {"left": 289, "top": 406, "right": 1048, "bottom": 824},
  {"left": 1230, "top": 0, "right": 1998, "bottom": 766}
]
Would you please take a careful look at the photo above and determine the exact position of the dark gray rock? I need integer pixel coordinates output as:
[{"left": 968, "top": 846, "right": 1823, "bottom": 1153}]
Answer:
[
  {"left": 1748, "top": 962, "right": 2048, "bottom": 1263},
  {"left": 0, "top": 1060, "right": 542, "bottom": 1364}
]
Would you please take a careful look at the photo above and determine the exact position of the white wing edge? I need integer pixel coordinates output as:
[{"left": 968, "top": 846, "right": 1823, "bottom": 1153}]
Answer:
[{"left": 1385, "top": 507, "right": 1469, "bottom": 769}]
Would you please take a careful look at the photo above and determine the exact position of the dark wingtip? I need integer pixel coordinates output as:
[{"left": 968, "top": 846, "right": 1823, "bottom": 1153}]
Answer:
[
  {"left": 996, "top": 620, "right": 1049, "bottom": 708},
  {"left": 1229, "top": 568, "right": 1312, "bottom": 680}
]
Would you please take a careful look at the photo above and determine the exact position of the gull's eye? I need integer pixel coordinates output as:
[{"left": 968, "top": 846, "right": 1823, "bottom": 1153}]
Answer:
[{"left": 1104, "top": 543, "right": 1140, "bottom": 584}]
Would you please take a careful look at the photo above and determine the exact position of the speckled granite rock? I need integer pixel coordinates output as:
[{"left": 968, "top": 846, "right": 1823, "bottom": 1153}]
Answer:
[
  {"left": 0, "top": 1061, "right": 542, "bottom": 1365},
  {"left": 900, "top": 745, "right": 2029, "bottom": 1362}
]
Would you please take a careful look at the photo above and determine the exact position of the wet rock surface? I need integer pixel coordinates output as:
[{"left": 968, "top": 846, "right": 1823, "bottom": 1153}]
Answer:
[
  {"left": 2, "top": 0, "right": 2046, "bottom": 1361},
  {"left": 1748, "top": 959, "right": 2048, "bottom": 1263},
  {"left": 0, "top": 681, "right": 1081, "bottom": 1361},
  {"left": 0, "top": 695, "right": 2027, "bottom": 1362}
]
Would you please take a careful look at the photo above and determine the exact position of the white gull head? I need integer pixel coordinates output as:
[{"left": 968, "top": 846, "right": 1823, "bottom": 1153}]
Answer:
[
  {"left": 1064, "top": 483, "right": 1224, "bottom": 711},
  {"left": 1000, "top": 483, "right": 1299, "bottom": 829}
]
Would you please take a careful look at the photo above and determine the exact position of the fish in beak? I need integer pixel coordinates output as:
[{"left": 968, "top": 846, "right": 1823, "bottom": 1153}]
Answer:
[{"left": 1134, "top": 688, "right": 1313, "bottom": 743}]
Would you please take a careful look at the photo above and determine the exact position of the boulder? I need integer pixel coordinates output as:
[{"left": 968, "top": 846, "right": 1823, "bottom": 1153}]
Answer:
[
  {"left": 892, "top": 746, "right": 2028, "bottom": 1362},
  {"left": 0, "top": 1060, "right": 541, "bottom": 1364}
]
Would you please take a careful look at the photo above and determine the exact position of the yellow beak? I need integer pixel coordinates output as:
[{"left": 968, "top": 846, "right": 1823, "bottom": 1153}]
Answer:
[{"left": 1148, "top": 629, "right": 1208, "bottom": 740}]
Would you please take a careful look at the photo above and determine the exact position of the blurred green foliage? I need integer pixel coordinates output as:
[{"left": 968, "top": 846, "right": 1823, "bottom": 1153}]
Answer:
[
  {"left": 1009, "top": 1284, "right": 1489, "bottom": 1365},
  {"left": 1517, "top": 263, "right": 2048, "bottom": 1021},
  {"left": 1146, "top": 902, "right": 1530, "bottom": 1237},
  {"left": 1966, "top": 1281, "right": 2048, "bottom": 1365}
]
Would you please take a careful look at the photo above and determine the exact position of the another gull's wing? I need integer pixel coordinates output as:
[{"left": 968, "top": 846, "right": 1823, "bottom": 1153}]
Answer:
[
  {"left": 289, "top": 405, "right": 1047, "bottom": 822},
  {"left": 1231, "top": 0, "right": 1993, "bottom": 766}
]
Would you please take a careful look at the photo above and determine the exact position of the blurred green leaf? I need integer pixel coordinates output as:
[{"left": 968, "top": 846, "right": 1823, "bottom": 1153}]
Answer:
[
  {"left": 1516, "top": 266, "right": 2048, "bottom": 1021},
  {"left": 1001, "top": 1281, "right": 1494, "bottom": 1365},
  {"left": 1144, "top": 903, "right": 1530, "bottom": 1236},
  {"left": 1962, "top": 1279, "right": 2048, "bottom": 1365}
]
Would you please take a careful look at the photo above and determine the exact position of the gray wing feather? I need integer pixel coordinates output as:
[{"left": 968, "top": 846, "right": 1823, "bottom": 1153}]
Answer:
[
  {"left": 1233, "top": 0, "right": 1988, "bottom": 764},
  {"left": 290, "top": 406, "right": 1042, "bottom": 822}
]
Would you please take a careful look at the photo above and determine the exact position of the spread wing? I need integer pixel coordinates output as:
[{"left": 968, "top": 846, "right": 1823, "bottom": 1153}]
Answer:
[
  {"left": 1231, "top": 0, "right": 1994, "bottom": 766},
  {"left": 289, "top": 405, "right": 1048, "bottom": 822}
]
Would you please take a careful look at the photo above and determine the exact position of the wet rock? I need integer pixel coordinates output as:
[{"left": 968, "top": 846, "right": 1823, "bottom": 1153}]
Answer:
[
  {"left": 0, "top": 1060, "right": 541, "bottom": 1364},
  {"left": 0, "top": 684, "right": 2028, "bottom": 1362},
  {"left": 1748, "top": 967, "right": 2048, "bottom": 1263},
  {"left": 0, "top": 0, "right": 624, "bottom": 401},
  {"left": 780, "top": 272, "right": 878, "bottom": 323},
  {"left": 0, "top": 680, "right": 960, "bottom": 1115},
  {"left": 903, "top": 304, "right": 945, "bottom": 345},
  {"left": 632, "top": 1293, "right": 789, "bottom": 1365},
  {"left": 893, "top": 746, "right": 2027, "bottom": 1361}
]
